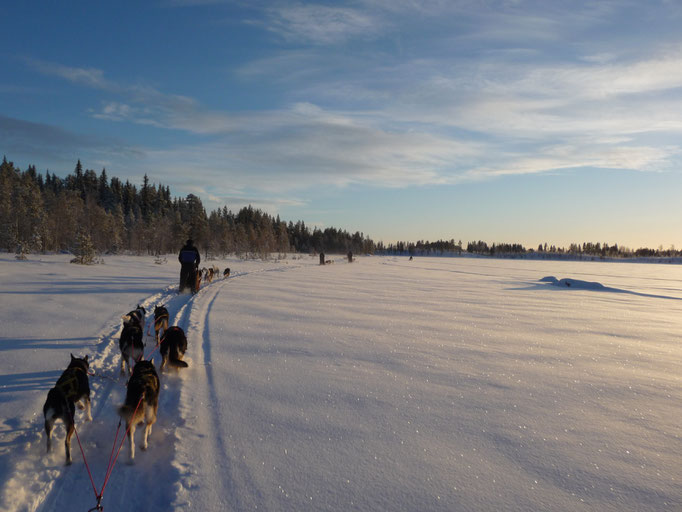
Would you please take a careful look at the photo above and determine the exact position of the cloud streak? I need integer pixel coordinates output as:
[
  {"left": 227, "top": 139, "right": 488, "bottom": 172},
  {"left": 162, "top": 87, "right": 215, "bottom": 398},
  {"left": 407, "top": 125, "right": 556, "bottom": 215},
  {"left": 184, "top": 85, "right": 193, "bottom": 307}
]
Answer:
[
  {"left": 263, "top": 3, "right": 380, "bottom": 44},
  {"left": 26, "top": 59, "right": 116, "bottom": 91},
  {"left": 18, "top": 1, "right": 682, "bottom": 205}
]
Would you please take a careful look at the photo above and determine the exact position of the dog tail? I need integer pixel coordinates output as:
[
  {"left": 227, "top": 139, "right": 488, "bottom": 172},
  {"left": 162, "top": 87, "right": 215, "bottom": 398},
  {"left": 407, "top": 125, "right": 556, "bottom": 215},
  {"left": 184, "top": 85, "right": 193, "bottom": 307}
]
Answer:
[
  {"left": 43, "top": 387, "right": 63, "bottom": 421},
  {"left": 44, "top": 406, "right": 56, "bottom": 422},
  {"left": 167, "top": 358, "right": 189, "bottom": 368}
]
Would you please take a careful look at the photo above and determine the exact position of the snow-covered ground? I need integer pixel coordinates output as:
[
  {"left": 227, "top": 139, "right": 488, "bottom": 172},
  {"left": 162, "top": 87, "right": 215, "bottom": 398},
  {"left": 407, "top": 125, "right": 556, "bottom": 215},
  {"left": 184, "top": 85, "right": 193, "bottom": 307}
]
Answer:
[{"left": 1, "top": 253, "right": 681, "bottom": 511}]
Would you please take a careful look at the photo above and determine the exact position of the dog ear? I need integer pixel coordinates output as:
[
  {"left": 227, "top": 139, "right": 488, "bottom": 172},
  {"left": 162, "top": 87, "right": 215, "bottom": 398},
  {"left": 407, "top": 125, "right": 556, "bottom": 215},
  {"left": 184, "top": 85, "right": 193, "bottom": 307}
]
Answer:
[
  {"left": 70, "top": 353, "right": 75, "bottom": 360},
  {"left": 84, "top": 355, "right": 89, "bottom": 362}
]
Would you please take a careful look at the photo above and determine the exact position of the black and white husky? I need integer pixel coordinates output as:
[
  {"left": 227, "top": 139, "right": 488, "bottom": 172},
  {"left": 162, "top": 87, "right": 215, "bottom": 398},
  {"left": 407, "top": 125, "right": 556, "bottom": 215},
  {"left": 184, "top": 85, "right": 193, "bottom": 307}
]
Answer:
[
  {"left": 122, "top": 304, "right": 146, "bottom": 331},
  {"left": 43, "top": 354, "right": 92, "bottom": 465},
  {"left": 118, "top": 359, "right": 160, "bottom": 462},
  {"left": 120, "top": 321, "right": 144, "bottom": 376},
  {"left": 159, "top": 326, "right": 188, "bottom": 371}
]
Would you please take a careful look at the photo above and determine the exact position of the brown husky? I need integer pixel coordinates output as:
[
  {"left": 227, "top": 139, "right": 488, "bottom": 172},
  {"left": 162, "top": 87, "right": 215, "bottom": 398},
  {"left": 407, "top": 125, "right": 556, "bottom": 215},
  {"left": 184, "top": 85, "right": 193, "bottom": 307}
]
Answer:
[
  {"left": 152, "top": 305, "right": 169, "bottom": 343},
  {"left": 118, "top": 359, "right": 160, "bottom": 462}
]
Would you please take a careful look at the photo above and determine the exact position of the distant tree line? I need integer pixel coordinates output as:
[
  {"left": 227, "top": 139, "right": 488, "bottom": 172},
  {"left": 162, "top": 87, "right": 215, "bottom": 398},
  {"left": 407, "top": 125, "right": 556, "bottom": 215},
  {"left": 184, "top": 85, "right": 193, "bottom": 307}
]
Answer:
[
  {"left": 378, "top": 239, "right": 680, "bottom": 260},
  {"left": 0, "top": 157, "right": 375, "bottom": 258},
  {"left": 377, "top": 239, "right": 463, "bottom": 256},
  {"left": 3, "top": 156, "right": 676, "bottom": 262}
]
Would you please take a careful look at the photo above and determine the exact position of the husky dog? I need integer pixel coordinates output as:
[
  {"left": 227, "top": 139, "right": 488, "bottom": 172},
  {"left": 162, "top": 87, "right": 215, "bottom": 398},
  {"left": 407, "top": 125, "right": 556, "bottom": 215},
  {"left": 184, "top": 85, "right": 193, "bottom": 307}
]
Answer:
[
  {"left": 223, "top": 268, "right": 230, "bottom": 278},
  {"left": 152, "top": 305, "right": 169, "bottom": 344},
  {"left": 43, "top": 354, "right": 92, "bottom": 465},
  {"left": 119, "top": 321, "right": 144, "bottom": 376},
  {"left": 194, "top": 269, "right": 202, "bottom": 294},
  {"left": 118, "top": 360, "right": 159, "bottom": 462},
  {"left": 159, "top": 326, "right": 189, "bottom": 371},
  {"left": 201, "top": 267, "right": 212, "bottom": 284},
  {"left": 122, "top": 305, "right": 146, "bottom": 331}
]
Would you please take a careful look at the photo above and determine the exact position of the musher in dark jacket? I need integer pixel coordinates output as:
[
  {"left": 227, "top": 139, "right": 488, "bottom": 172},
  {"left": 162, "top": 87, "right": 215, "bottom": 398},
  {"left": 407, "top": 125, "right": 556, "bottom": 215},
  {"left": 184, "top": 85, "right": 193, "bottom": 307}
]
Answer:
[{"left": 178, "top": 239, "right": 200, "bottom": 294}]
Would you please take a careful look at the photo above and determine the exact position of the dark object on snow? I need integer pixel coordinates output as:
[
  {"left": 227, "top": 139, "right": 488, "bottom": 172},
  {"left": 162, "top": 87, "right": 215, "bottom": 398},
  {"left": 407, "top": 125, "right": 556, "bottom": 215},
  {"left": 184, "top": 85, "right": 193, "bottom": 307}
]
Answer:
[
  {"left": 179, "top": 239, "right": 200, "bottom": 293},
  {"left": 118, "top": 360, "right": 159, "bottom": 462},
  {"left": 153, "top": 305, "right": 169, "bottom": 343},
  {"left": 347, "top": 251, "right": 353, "bottom": 263},
  {"left": 160, "top": 326, "right": 189, "bottom": 371},
  {"left": 119, "top": 321, "right": 144, "bottom": 376},
  {"left": 320, "top": 252, "right": 325, "bottom": 265},
  {"left": 43, "top": 354, "right": 92, "bottom": 465}
]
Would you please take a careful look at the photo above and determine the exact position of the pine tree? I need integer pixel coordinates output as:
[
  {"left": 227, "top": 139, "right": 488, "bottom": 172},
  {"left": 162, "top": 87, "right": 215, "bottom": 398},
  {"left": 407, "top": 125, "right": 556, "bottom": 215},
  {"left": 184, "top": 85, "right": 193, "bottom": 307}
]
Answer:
[{"left": 71, "top": 229, "right": 96, "bottom": 264}]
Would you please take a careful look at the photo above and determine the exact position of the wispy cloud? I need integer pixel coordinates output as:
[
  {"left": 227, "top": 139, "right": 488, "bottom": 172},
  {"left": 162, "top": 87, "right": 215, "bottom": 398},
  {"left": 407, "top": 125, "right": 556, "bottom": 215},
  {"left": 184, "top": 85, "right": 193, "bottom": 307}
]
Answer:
[
  {"left": 24, "top": 48, "right": 682, "bottom": 197},
  {"left": 0, "top": 115, "right": 97, "bottom": 158},
  {"left": 27, "top": 58, "right": 237, "bottom": 134},
  {"left": 0, "top": 114, "right": 144, "bottom": 170},
  {"left": 26, "top": 59, "right": 116, "bottom": 91},
  {"left": 19, "top": 0, "right": 682, "bottom": 202},
  {"left": 263, "top": 3, "right": 381, "bottom": 44},
  {"left": 141, "top": 103, "right": 482, "bottom": 193}
]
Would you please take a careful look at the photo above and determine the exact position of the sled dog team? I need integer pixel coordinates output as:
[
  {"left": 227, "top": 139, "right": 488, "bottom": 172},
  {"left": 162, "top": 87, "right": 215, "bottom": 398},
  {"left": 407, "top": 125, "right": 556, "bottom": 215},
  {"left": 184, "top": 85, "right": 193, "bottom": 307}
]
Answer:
[
  {"left": 43, "top": 304, "right": 188, "bottom": 465},
  {"left": 195, "top": 265, "right": 230, "bottom": 292}
]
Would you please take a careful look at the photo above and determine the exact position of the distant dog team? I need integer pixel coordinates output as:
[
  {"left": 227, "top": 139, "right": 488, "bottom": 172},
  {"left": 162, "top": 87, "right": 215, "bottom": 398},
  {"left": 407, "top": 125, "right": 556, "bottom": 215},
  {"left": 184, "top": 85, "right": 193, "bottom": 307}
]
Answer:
[{"left": 189, "top": 265, "right": 229, "bottom": 293}]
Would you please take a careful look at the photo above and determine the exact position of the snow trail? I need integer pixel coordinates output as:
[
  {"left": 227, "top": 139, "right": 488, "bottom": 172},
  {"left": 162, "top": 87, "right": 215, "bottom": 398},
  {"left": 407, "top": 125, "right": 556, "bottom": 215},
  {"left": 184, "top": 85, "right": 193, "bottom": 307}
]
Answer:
[
  {"left": 171, "top": 262, "right": 304, "bottom": 510},
  {"left": 0, "top": 256, "right": 302, "bottom": 512},
  {"left": 27, "top": 285, "right": 187, "bottom": 511},
  {"left": 2, "top": 278, "right": 202, "bottom": 511}
]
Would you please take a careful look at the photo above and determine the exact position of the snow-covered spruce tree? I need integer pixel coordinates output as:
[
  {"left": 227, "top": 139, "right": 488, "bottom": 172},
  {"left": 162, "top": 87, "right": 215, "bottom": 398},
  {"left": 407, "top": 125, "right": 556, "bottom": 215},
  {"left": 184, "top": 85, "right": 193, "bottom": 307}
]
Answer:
[
  {"left": 15, "top": 241, "right": 27, "bottom": 260},
  {"left": 71, "top": 229, "right": 96, "bottom": 264}
]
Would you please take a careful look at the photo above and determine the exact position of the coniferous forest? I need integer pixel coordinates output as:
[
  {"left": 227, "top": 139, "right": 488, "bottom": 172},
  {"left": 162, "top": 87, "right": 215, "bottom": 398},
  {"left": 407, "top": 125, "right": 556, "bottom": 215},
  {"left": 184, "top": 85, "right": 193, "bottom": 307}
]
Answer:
[
  {"left": 1, "top": 156, "right": 678, "bottom": 261},
  {"left": 0, "top": 157, "right": 375, "bottom": 258}
]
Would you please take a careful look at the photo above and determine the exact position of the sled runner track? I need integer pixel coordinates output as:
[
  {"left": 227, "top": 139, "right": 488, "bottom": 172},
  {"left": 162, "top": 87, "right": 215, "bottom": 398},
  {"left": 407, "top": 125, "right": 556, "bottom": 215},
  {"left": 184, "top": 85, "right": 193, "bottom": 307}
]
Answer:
[
  {"left": 0, "top": 284, "right": 166, "bottom": 512},
  {"left": 170, "top": 275, "right": 264, "bottom": 509},
  {"left": 3, "top": 261, "right": 303, "bottom": 512},
  {"left": 169, "top": 264, "right": 311, "bottom": 510},
  {"left": 24, "top": 283, "right": 185, "bottom": 512}
]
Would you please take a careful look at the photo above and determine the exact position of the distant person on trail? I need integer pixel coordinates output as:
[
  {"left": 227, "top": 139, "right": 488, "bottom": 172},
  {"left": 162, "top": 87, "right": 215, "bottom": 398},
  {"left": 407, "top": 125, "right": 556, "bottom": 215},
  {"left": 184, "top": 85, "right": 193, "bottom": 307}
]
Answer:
[{"left": 178, "top": 239, "right": 200, "bottom": 294}]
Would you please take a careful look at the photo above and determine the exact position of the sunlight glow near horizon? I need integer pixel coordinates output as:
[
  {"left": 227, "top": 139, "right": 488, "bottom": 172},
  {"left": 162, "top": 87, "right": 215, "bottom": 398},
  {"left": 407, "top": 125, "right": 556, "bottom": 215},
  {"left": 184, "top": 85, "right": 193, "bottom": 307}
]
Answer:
[{"left": 2, "top": 1, "right": 682, "bottom": 249}]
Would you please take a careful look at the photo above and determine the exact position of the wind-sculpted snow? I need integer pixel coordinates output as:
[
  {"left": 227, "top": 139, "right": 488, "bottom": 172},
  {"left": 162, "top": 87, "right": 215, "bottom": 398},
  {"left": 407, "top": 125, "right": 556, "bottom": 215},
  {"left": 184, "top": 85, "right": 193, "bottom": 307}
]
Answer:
[
  {"left": 1, "top": 254, "right": 681, "bottom": 511},
  {"left": 540, "top": 276, "right": 606, "bottom": 289}
]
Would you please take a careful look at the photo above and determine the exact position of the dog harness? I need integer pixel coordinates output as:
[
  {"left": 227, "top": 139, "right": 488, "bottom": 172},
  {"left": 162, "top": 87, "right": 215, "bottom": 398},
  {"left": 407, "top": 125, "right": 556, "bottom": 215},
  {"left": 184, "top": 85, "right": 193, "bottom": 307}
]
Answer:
[
  {"left": 155, "top": 313, "right": 169, "bottom": 328},
  {"left": 55, "top": 367, "right": 84, "bottom": 400}
]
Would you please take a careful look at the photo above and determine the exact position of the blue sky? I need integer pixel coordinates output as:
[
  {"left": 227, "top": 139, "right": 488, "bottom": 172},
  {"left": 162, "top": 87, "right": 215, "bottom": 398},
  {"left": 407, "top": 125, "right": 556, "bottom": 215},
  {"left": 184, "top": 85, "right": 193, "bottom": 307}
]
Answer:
[{"left": 2, "top": 1, "right": 682, "bottom": 249}]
